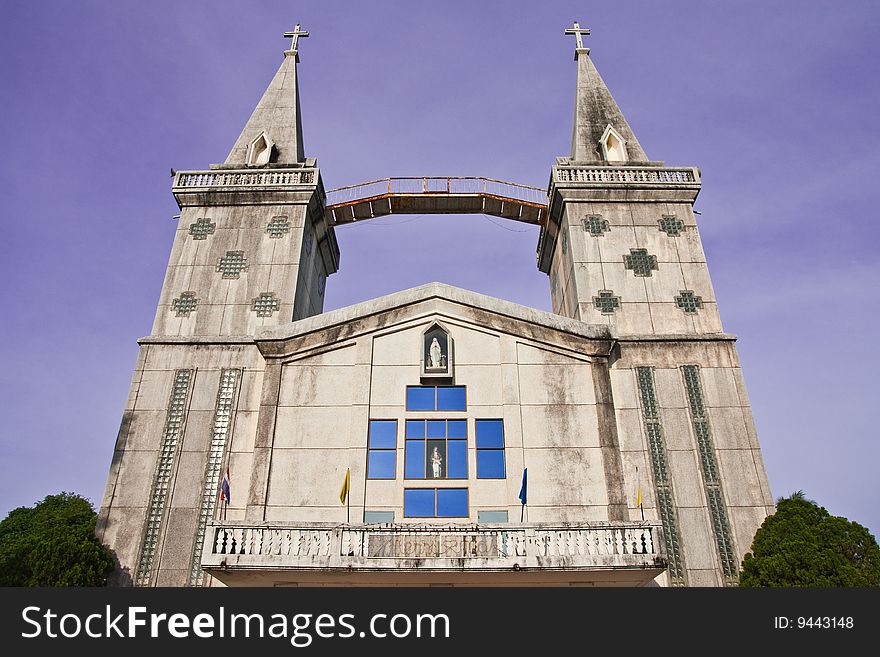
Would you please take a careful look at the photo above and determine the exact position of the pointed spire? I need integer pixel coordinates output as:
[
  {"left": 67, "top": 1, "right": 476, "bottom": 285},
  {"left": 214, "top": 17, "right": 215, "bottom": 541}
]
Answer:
[
  {"left": 224, "top": 25, "right": 308, "bottom": 165},
  {"left": 565, "top": 23, "right": 648, "bottom": 164}
]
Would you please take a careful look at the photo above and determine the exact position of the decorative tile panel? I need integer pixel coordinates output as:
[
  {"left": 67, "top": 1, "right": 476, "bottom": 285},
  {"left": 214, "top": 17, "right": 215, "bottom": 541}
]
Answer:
[
  {"left": 659, "top": 215, "right": 684, "bottom": 236},
  {"left": 624, "top": 249, "right": 659, "bottom": 277},
  {"left": 266, "top": 216, "right": 290, "bottom": 238},
  {"left": 135, "top": 369, "right": 193, "bottom": 586},
  {"left": 252, "top": 292, "right": 280, "bottom": 317},
  {"left": 217, "top": 251, "right": 248, "bottom": 279},
  {"left": 188, "top": 218, "right": 215, "bottom": 240},
  {"left": 681, "top": 365, "right": 739, "bottom": 585},
  {"left": 675, "top": 290, "right": 703, "bottom": 313},
  {"left": 189, "top": 368, "right": 241, "bottom": 586},
  {"left": 171, "top": 292, "right": 199, "bottom": 317},
  {"left": 582, "top": 215, "right": 610, "bottom": 237},
  {"left": 593, "top": 290, "right": 620, "bottom": 314},
  {"left": 636, "top": 367, "right": 687, "bottom": 586}
]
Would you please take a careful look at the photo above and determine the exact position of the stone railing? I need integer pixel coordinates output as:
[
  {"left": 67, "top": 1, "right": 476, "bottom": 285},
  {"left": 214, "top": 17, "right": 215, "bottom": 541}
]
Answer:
[
  {"left": 553, "top": 166, "right": 700, "bottom": 185},
  {"left": 202, "top": 522, "right": 664, "bottom": 573},
  {"left": 173, "top": 168, "right": 317, "bottom": 190}
]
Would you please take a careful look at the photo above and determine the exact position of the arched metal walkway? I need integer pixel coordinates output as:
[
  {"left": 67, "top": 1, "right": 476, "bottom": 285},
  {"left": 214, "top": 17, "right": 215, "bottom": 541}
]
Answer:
[{"left": 324, "top": 177, "right": 549, "bottom": 226}]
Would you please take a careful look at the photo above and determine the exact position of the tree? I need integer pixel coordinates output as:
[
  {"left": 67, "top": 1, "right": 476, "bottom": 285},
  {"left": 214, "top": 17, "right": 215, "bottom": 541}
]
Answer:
[
  {"left": 740, "top": 491, "right": 880, "bottom": 587},
  {"left": 0, "top": 492, "right": 114, "bottom": 586}
]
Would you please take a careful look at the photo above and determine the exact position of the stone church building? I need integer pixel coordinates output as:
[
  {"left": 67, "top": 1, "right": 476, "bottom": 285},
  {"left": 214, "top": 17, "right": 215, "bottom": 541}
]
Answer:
[{"left": 97, "top": 23, "right": 774, "bottom": 587}]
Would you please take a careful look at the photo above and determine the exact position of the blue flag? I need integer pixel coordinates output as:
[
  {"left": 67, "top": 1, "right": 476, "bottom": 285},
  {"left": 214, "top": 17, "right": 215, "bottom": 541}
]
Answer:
[{"left": 518, "top": 468, "right": 527, "bottom": 506}]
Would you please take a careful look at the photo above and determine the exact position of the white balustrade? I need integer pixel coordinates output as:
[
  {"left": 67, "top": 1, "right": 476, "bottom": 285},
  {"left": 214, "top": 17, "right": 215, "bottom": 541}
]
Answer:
[
  {"left": 207, "top": 523, "right": 662, "bottom": 568},
  {"left": 554, "top": 166, "right": 698, "bottom": 185},
  {"left": 174, "top": 169, "right": 317, "bottom": 189}
]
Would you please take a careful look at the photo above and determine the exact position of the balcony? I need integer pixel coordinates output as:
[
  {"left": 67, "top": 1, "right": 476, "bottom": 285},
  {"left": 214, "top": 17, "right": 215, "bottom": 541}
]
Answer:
[
  {"left": 171, "top": 167, "right": 321, "bottom": 207},
  {"left": 202, "top": 521, "right": 666, "bottom": 586}
]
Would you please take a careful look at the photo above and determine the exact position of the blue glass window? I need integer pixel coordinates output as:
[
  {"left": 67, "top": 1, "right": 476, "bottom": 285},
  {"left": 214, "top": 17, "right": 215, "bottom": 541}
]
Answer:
[
  {"left": 476, "top": 419, "right": 506, "bottom": 479},
  {"left": 406, "top": 386, "right": 435, "bottom": 411},
  {"left": 437, "top": 489, "right": 469, "bottom": 517},
  {"left": 437, "top": 386, "right": 466, "bottom": 411},
  {"left": 403, "top": 489, "right": 436, "bottom": 517},
  {"left": 405, "top": 386, "right": 467, "bottom": 411},
  {"left": 404, "top": 488, "right": 468, "bottom": 518},
  {"left": 404, "top": 420, "right": 467, "bottom": 479},
  {"left": 367, "top": 420, "right": 397, "bottom": 479}
]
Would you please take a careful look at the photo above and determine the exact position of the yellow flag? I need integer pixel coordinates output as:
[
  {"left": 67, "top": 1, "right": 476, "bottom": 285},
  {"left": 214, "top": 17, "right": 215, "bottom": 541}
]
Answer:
[
  {"left": 636, "top": 482, "right": 643, "bottom": 508},
  {"left": 339, "top": 467, "right": 350, "bottom": 505}
]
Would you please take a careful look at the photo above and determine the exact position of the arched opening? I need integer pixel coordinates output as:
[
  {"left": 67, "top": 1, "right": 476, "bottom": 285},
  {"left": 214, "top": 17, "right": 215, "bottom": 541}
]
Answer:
[
  {"left": 247, "top": 131, "right": 274, "bottom": 165},
  {"left": 600, "top": 125, "right": 628, "bottom": 163}
]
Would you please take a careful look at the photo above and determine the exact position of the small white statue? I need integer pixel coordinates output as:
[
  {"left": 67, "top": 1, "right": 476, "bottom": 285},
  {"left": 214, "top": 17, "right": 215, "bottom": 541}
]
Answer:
[
  {"left": 429, "top": 337, "right": 443, "bottom": 369},
  {"left": 431, "top": 447, "right": 443, "bottom": 478}
]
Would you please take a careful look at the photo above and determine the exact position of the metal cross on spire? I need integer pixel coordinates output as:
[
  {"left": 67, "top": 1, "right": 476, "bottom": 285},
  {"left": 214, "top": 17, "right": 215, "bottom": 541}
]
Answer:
[
  {"left": 283, "top": 23, "right": 309, "bottom": 53},
  {"left": 564, "top": 21, "right": 591, "bottom": 51}
]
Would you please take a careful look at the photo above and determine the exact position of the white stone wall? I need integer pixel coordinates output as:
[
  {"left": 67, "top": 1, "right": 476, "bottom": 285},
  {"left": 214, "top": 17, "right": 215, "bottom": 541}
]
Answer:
[
  {"left": 551, "top": 201, "right": 723, "bottom": 336},
  {"left": 263, "top": 318, "right": 608, "bottom": 526},
  {"left": 152, "top": 202, "right": 320, "bottom": 337}
]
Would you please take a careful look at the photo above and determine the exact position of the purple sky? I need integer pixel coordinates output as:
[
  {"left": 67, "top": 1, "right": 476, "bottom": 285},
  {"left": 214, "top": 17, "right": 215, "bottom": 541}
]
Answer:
[{"left": 2, "top": 1, "right": 878, "bottom": 538}]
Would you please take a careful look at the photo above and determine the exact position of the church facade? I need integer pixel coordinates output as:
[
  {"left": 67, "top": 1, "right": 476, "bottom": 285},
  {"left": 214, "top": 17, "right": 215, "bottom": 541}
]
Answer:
[{"left": 96, "top": 24, "right": 774, "bottom": 587}]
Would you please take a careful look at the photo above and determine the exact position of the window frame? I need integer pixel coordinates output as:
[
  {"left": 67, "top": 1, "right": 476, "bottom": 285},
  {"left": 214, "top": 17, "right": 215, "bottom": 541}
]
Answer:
[
  {"left": 403, "top": 419, "right": 468, "bottom": 480},
  {"left": 405, "top": 385, "right": 467, "bottom": 412},
  {"left": 403, "top": 487, "right": 469, "bottom": 518},
  {"left": 366, "top": 419, "right": 398, "bottom": 480},
  {"left": 475, "top": 418, "right": 506, "bottom": 480}
]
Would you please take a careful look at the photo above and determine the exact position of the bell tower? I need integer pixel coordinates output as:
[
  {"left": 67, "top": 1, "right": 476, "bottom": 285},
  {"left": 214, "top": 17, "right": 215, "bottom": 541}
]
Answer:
[
  {"left": 156, "top": 24, "right": 338, "bottom": 338},
  {"left": 537, "top": 24, "right": 774, "bottom": 586}
]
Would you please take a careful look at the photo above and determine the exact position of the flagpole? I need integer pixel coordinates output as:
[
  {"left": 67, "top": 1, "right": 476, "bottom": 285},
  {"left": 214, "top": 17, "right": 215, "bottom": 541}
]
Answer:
[{"left": 347, "top": 486, "right": 351, "bottom": 524}]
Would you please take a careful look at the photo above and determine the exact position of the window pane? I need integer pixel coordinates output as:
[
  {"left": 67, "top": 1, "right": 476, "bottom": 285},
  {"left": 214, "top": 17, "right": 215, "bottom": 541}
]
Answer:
[
  {"left": 404, "top": 489, "right": 435, "bottom": 517},
  {"left": 477, "top": 510, "right": 509, "bottom": 523},
  {"left": 405, "top": 420, "right": 425, "bottom": 438},
  {"left": 447, "top": 419, "right": 467, "bottom": 438},
  {"left": 437, "top": 488, "right": 468, "bottom": 517},
  {"left": 367, "top": 450, "right": 396, "bottom": 479},
  {"left": 437, "top": 386, "right": 466, "bottom": 411},
  {"left": 364, "top": 510, "right": 394, "bottom": 524},
  {"left": 406, "top": 386, "right": 435, "bottom": 411},
  {"left": 368, "top": 420, "right": 397, "bottom": 449},
  {"left": 447, "top": 440, "right": 467, "bottom": 478},
  {"left": 426, "top": 420, "right": 446, "bottom": 438},
  {"left": 477, "top": 450, "right": 506, "bottom": 479},
  {"left": 405, "top": 440, "right": 425, "bottom": 478},
  {"left": 475, "top": 419, "right": 504, "bottom": 448}
]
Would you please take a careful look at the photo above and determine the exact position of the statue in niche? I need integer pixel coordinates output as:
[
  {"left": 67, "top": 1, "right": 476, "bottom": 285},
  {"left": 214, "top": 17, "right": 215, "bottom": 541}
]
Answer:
[
  {"left": 429, "top": 337, "right": 443, "bottom": 369},
  {"left": 431, "top": 447, "right": 443, "bottom": 478}
]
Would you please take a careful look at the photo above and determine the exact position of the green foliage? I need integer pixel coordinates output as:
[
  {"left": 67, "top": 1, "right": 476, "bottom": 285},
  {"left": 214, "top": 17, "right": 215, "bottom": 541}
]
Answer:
[
  {"left": 0, "top": 492, "right": 114, "bottom": 586},
  {"left": 740, "top": 492, "right": 880, "bottom": 587}
]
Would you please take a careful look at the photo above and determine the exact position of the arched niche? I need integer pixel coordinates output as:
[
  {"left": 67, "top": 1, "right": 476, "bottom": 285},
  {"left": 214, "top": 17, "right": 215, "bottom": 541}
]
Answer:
[{"left": 421, "top": 322, "right": 454, "bottom": 382}]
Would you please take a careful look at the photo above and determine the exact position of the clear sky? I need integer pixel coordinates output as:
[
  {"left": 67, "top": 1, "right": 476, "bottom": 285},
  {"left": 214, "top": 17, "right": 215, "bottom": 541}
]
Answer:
[{"left": 1, "top": 1, "right": 878, "bottom": 538}]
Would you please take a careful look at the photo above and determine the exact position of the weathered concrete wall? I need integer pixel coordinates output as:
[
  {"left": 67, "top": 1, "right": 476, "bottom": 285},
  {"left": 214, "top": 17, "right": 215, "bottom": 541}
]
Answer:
[
  {"left": 97, "top": 341, "right": 265, "bottom": 587},
  {"left": 152, "top": 201, "right": 329, "bottom": 337},
  {"left": 610, "top": 339, "right": 774, "bottom": 586},
  {"left": 256, "top": 314, "right": 610, "bottom": 525},
  {"left": 549, "top": 200, "right": 722, "bottom": 336}
]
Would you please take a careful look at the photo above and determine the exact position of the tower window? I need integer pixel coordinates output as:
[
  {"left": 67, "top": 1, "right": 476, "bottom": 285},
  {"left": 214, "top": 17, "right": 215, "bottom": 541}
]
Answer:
[
  {"left": 600, "top": 125, "right": 628, "bottom": 163},
  {"left": 246, "top": 131, "right": 274, "bottom": 165}
]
